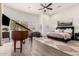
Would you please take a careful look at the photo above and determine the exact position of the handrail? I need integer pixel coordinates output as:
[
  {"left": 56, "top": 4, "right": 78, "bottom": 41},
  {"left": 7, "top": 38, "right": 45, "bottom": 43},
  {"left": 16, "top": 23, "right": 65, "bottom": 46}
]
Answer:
[{"left": 12, "top": 20, "right": 32, "bottom": 31}]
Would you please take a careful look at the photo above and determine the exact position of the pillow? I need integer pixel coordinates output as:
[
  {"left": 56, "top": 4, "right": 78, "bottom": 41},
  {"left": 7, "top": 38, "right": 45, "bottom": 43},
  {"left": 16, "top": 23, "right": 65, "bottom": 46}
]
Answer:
[
  {"left": 64, "top": 28, "right": 72, "bottom": 34},
  {"left": 55, "top": 29, "right": 58, "bottom": 32},
  {"left": 55, "top": 29, "right": 63, "bottom": 32}
]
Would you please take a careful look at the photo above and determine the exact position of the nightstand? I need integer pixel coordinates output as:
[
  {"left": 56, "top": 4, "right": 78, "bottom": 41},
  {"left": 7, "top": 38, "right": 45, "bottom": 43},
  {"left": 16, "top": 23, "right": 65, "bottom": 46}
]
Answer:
[
  {"left": 75, "top": 33, "right": 79, "bottom": 40},
  {"left": 2, "top": 32, "right": 10, "bottom": 41}
]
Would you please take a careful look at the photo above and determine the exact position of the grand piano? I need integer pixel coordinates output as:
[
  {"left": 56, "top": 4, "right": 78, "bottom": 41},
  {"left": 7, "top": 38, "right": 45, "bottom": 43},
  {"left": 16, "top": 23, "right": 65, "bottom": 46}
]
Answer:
[
  {"left": 12, "top": 20, "right": 31, "bottom": 53},
  {"left": 2, "top": 14, "right": 31, "bottom": 53}
]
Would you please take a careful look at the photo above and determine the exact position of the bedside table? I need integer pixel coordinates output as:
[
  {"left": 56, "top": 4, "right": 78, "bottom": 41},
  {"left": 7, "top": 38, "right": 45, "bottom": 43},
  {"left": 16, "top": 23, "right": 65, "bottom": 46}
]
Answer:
[
  {"left": 2, "top": 32, "right": 10, "bottom": 41},
  {"left": 75, "top": 33, "right": 79, "bottom": 40}
]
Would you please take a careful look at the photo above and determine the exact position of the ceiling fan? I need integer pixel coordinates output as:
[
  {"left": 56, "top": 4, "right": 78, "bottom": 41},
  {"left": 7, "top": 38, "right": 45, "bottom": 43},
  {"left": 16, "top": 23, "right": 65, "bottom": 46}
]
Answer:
[{"left": 39, "top": 3, "right": 53, "bottom": 12}]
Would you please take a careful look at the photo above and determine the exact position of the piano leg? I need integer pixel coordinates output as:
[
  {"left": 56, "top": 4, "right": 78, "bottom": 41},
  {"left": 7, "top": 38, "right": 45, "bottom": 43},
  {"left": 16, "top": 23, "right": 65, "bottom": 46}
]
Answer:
[
  {"left": 14, "top": 40, "right": 16, "bottom": 52},
  {"left": 20, "top": 40, "right": 22, "bottom": 53},
  {"left": 14, "top": 40, "right": 23, "bottom": 53}
]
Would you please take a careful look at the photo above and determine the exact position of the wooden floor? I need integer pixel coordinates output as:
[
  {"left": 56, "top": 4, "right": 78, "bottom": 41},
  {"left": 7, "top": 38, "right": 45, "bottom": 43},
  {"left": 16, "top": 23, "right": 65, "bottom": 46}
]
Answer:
[
  {"left": 31, "top": 39, "right": 70, "bottom": 56},
  {"left": 1, "top": 37, "right": 79, "bottom": 56},
  {"left": 10, "top": 38, "right": 70, "bottom": 56}
]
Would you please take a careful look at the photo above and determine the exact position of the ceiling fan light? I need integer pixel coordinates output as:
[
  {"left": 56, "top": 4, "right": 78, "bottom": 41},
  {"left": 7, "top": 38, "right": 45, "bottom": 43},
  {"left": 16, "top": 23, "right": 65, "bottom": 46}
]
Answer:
[{"left": 44, "top": 8, "right": 47, "bottom": 10}]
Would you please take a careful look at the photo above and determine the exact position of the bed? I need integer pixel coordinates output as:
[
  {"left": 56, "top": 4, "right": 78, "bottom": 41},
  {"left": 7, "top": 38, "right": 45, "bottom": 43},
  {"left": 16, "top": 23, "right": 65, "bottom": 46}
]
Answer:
[{"left": 47, "top": 21, "right": 74, "bottom": 42}]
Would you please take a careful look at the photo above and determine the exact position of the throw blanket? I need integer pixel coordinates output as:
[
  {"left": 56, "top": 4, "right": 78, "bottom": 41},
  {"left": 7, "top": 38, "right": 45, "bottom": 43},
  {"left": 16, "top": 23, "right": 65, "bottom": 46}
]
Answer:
[{"left": 47, "top": 32, "right": 72, "bottom": 40}]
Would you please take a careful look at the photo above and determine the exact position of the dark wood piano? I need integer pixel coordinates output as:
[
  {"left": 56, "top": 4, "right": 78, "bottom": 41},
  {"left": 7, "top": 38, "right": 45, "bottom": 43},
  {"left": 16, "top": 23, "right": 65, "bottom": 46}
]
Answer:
[
  {"left": 12, "top": 31, "right": 28, "bottom": 52},
  {"left": 12, "top": 20, "right": 31, "bottom": 53}
]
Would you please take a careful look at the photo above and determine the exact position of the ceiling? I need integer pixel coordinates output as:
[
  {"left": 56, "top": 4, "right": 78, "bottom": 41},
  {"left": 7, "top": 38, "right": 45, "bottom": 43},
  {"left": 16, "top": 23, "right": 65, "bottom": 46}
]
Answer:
[{"left": 3, "top": 3, "right": 79, "bottom": 15}]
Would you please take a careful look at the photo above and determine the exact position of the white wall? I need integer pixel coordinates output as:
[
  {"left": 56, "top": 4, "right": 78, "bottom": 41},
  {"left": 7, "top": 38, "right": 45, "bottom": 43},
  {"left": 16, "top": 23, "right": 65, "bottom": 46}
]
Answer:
[
  {"left": 3, "top": 5, "right": 54, "bottom": 36},
  {"left": 3, "top": 4, "right": 79, "bottom": 36},
  {"left": 0, "top": 4, "right": 2, "bottom": 45},
  {"left": 50, "top": 5, "right": 79, "bottom": 33},
  {"left": 3, "top": 6, "right": 41, "bottom": 32},
  {"left": 41, "top": 5, "right": 79, "bottom": 35},
  {"left": 40, "top": 14, "right": 52, "bottom": 36}
]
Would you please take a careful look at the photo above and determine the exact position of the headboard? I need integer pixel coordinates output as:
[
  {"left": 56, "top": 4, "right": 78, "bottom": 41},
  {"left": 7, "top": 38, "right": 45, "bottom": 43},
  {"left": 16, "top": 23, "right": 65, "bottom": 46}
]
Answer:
[
  {"left": 56, "top": 26, "right": 74, "bottom": 40},
  {"left": 57, "top": 21, "right": 73, "bottom": 26}
]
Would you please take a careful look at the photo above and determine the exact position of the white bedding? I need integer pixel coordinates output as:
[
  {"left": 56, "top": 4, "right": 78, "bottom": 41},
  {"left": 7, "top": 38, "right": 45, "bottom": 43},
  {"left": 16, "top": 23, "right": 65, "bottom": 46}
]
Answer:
[{"left": 47, "top": 31, "right": 72, "bottom": 40}]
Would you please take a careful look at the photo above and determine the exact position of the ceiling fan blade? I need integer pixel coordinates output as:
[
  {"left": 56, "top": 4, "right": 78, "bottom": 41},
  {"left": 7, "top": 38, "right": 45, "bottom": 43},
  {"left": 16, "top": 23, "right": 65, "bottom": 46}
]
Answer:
[
  {"left": 40, "top": 3, "right": 45, "bottom": 8},
  {"left": 46, "top": 3, "right": 52, "bottom": 8},
  {"left": 47, "top": 8, "right": 52, "bottom": 10}
]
